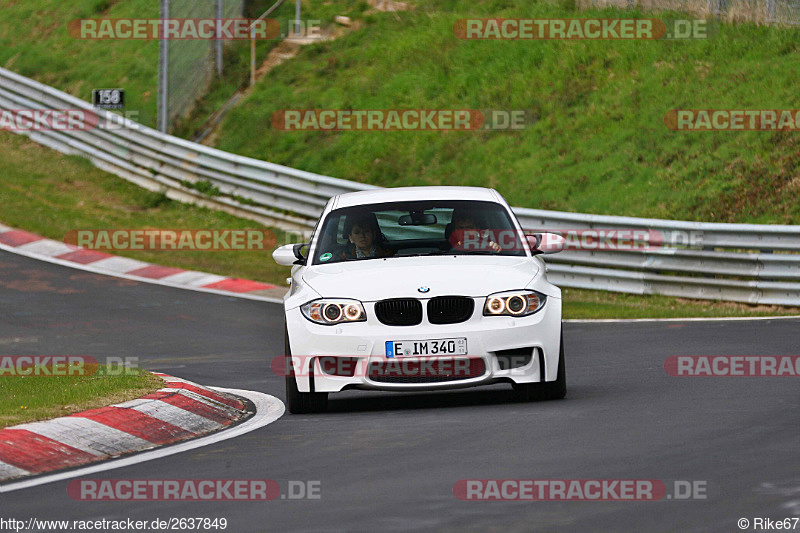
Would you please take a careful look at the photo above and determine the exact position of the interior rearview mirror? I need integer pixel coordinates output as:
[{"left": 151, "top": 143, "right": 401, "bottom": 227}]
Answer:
[{"left": 398, "top": 212, "right": 437, "bottom": 226}]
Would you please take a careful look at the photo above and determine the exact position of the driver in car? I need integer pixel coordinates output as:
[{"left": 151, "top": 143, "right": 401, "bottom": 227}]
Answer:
[
  {"left": 336, "top": 213, "right": 394, "bottom": 260},
  {"left": 449, "top": 209, "right": 502, "bottom": 253}
]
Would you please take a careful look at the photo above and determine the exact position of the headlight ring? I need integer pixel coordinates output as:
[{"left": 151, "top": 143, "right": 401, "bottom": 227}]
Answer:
[
  {"left": 301, "top": 299, "right": 367, "bottom": 325},
  {"left": 483, "top": 290, "right": 546, "bottom": 317}
]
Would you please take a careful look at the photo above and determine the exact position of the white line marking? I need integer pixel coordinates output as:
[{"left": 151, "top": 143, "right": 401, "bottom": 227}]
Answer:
[
  {"left": 157, "top": 387, "right": 244, "bottom": 410},
  {"left": 0, "top": 388, "right": 285, "bottom": 493},
  {"left": 160, "top": 271, "right": 227, "bottom": 287},
  {"left": 0, "top": 461, "right": 30, "bottom": 479},
  {"left": 111, "top": 398, "right": 153, "bottom": 409},
  {"left": 0, "top": 336, "right": 38, "bottom": 346},
  {"left": 564, "top": 315, "right": 800, "bottom": 323},
  {"left": 126, "top": 400, "right": 222, "bottom": 434},
  {"left": 16, "top": 239, "right": 76, "bottom": 257},
  {"left": 88, "top": 256, "right": 151, "bottom": 273},
  {"left": 0, "top": 241, "right": 284, "bottom": 304}
]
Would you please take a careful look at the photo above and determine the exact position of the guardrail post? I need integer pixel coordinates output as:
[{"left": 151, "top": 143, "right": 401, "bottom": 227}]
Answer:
[
  {"left": 708, "top": 0, "right": 726, "bottom": 16},
  {"left": 295, "top": 0, "right": 301, "bottom": 36},
  {"left": 216, "top": 0, "right": 223, "bottom": 77},
  {"left": 157, "top": 0, "right": 170, "bottom": 133},
  {"left": 250, "top": 28, "right": 256, "bottom": 86},
  {"left": 765, "top": 0, "right": 776, "bottom": 22}
]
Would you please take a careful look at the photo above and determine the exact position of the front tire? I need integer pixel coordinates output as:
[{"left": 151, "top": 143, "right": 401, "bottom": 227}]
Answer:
[
  {"left": 513, "top": 328, "right": 567, "bottom": 402},
  {"left": 285, "top": 325, "right": 328, "bottom": 414}
]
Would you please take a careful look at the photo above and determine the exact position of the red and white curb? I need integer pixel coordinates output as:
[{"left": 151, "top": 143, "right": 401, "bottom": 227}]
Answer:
[
  {"left": 0, "top": 373, "right": 280, "bottom": 486},
  {"left": 0, "top": 224, "right": 287, "bottom": 303}
]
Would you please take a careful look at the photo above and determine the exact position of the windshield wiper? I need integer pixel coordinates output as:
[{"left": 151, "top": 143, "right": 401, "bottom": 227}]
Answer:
[
  {"left": 394, "top": 251, "right": 451, "bottom": 258},
  {"left": 394, "top": 250, "right": 507, "bottom": 258}
]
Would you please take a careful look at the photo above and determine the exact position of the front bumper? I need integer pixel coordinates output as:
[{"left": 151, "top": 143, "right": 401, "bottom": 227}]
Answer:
[{"left": 284, "top": 297, "right": 562, "bottom": 393}]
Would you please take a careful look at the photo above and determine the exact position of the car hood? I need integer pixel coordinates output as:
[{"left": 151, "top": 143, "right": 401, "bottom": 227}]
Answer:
[{"left": 302, "top": 256, "right": 540, "bottom": 302}]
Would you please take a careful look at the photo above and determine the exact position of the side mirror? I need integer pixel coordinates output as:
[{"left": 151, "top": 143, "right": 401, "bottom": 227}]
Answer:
[
  {"left": 273, "top": 243, "right": 309, "bottom": 266},
  {"left": 527, "top": 233, "right": 565, "bottom": 255}
]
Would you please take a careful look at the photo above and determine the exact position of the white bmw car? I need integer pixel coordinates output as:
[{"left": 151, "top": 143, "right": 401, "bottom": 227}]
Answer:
[{"left": 273, "top": 186, "right": 566, "bottom": 413}]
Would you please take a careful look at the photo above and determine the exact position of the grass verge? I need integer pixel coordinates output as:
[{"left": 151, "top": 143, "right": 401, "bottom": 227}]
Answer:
[
  {"left": 3, "top": 131, "right": 799, "bottom": 319},
  {"left": 212, "top": 0, "right": 800, "bottom": 224},
  {"left": 0, "top": 131, "right": 296, "bottom": 284},
  {"left": 562, "top": 288, "right": 800, "bottom": 319},
  {"left": 0, "top": 367, "right": 163, "bottom": 428}
]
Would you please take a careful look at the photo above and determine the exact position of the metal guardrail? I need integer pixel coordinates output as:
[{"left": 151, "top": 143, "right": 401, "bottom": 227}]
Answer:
[
  {"left": 1, "top": 66, "right": 799, "bottom": 305},
  {"left": 0, "top": 67, "right": 376, "bottom": 232}
]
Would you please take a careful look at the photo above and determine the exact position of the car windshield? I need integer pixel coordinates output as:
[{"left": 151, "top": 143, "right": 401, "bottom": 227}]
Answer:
[{"left": 311, "top": 200, "right": 527, "bottom": 265}]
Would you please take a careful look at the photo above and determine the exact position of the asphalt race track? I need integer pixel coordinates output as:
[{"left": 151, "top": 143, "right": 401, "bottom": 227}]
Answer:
[{"left": 1, "top": 249, "right": 798, "bottom": 532}]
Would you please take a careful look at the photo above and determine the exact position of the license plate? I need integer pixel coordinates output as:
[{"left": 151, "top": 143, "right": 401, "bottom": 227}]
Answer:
[{"left": 386, "top": 338, "right": 467, "bottom": 357}]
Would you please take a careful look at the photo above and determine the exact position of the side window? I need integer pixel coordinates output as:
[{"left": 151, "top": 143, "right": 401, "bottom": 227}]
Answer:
[{"left": 314, "top": 215, "right": 334, "bottom": 252}]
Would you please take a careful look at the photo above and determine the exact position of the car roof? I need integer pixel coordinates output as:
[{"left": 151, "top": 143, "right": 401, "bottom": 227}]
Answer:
[{"left": 332, "top": 186, "right": 501, "bottom": 209}]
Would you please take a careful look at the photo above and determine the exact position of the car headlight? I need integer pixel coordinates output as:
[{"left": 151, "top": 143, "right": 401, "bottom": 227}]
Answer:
[
  {"left": 301, "top": 299, "right": 367, "bottom": 325},
  {"left": 484, "top": 290, "right": 546, "bottom": 317}
]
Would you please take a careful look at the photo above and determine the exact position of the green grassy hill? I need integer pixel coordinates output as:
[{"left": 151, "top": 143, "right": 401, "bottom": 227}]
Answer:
[
  {"left": 210, "top": 0, "right": 800, "bottom": 224},
  {"left": 0, "top": 0, "right": 346, "bottom": 130},
  {"left": 0, "top": 0, "right": 161, "bottom": 126},
  {"left": 3, "top": 0, "right": 797, "bottom": 223}
]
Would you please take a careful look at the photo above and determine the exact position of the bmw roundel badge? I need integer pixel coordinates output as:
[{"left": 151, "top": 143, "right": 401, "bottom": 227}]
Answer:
[{"left": 418, "top": 286, "right": 430, "bottom": 293}]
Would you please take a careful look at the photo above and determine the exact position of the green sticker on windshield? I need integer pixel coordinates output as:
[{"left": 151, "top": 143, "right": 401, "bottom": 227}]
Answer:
[{"left": 320, "top": 252, "right": 332, "bottom": 262}]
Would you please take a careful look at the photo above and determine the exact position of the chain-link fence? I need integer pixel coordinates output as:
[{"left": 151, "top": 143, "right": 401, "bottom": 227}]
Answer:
[
  {"left": 580, "top": 0, "right": 800, "bottom": 24},
  {"left": 158, "top": 0, "right": 245, "bottom": 133}
]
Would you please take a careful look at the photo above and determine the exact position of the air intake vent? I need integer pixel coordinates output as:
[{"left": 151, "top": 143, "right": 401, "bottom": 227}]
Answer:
[
  {"left": 375, "top": 298, "right": 422, "bottom": 326},
  {"left": 427, "top": 296, "right": 474, "bottom": 325},
  {"left": 495, "top": 347, "right": 534, "bottom": 370}
]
